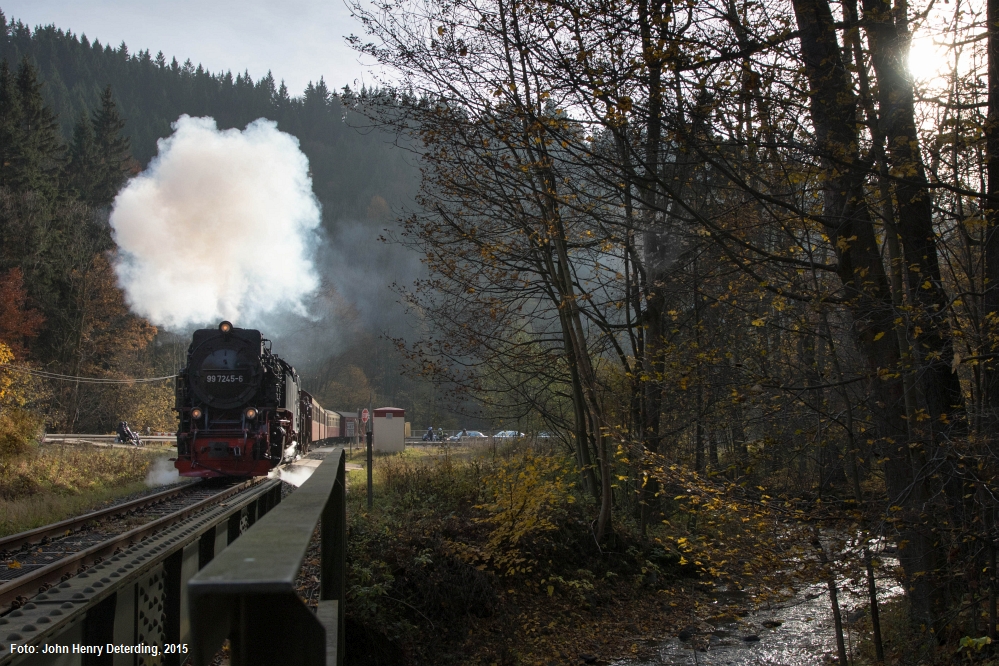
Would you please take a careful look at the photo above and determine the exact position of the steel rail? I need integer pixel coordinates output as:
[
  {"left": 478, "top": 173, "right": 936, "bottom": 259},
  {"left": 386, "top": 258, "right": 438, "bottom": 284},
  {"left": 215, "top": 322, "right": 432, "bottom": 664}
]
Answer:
[
  {"left": 43, "top": 434, "right": 175, "bottom": 441},
  {"left": 0, "top": 478, "right": 262, "bottom": 609},
  {"left": 0, "top": 480, "right": 199, "bottom": 554},
  {"left": 0, "top": 479, "right": 283, "bottom": 665}
]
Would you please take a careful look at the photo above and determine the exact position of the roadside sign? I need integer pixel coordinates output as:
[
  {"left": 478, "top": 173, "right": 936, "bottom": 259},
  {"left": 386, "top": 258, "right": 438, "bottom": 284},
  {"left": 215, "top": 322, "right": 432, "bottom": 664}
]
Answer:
[{"left": 361, "top": 408, "right": 369, "bottom": 423}]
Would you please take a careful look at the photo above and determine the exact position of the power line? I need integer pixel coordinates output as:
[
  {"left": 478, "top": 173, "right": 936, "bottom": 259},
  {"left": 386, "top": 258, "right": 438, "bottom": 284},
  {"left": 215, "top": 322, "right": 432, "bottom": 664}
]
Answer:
[{"left": 0, "top": 364, "right": 177, "bottom": 384}]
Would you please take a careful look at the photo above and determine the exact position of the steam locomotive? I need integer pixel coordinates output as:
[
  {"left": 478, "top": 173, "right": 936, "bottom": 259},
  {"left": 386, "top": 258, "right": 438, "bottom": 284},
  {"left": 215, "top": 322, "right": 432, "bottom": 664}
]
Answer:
[{"left": 173, "top": 321, "right": 341, "bottom": 478}]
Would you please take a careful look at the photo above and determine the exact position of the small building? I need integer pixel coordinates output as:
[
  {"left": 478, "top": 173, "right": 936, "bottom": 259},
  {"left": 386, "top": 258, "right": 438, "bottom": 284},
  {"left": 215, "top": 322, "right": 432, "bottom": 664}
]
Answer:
[
  {"left": 373, "top": 407, "right": 405, "bottom": 453},
  {"left": 336, "top": 412, "right": 360, "bottom": 441}
]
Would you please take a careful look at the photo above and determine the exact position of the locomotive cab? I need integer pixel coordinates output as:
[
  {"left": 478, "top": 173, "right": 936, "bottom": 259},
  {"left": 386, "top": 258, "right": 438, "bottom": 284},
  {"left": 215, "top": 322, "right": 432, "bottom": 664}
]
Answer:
[{"left": 175, "top": 321, "right": 304, "bottom": 478}]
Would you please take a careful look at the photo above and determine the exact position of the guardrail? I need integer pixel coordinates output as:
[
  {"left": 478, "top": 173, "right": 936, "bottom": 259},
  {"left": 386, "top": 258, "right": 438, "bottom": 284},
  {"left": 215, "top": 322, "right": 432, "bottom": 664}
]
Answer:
[
  {"left": 189, "top": 449, "right": 346, "bottom": 666},
  {"left": 43, "top": 434, "right": 176, "bottom": 443}
]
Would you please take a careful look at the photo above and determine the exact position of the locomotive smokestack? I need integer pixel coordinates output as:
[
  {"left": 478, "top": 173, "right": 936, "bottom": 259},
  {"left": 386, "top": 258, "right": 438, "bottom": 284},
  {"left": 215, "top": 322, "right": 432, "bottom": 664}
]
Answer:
[{"left": 109, "top": 115, "right": 322, "bottom": 329}]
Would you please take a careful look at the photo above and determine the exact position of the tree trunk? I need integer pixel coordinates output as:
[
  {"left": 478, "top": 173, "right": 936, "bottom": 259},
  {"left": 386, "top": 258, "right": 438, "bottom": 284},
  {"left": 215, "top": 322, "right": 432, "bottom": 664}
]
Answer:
[
  {"left": 813, "top": 531, "right": 849, "bottom": 666},
  {"left": 561, "top": 309, "right": 598, "bottom": 497},
  {"left": 985, "top": 0, "right": 999, "bottom": 428},
  {"left": 634, "top": 0, "right": 673, "bottom": 531},
  {"left": 861, "top": 0, "right": 965, "bottom": 433},
  {"left": 791, "top": 0, "right": 940, "bottom": 630}
]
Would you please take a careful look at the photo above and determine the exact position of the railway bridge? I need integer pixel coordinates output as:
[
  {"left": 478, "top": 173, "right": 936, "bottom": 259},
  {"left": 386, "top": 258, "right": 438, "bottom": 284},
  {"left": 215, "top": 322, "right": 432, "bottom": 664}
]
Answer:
[{"left": 0, "top": 448, "right": 347, "bottom": 666}]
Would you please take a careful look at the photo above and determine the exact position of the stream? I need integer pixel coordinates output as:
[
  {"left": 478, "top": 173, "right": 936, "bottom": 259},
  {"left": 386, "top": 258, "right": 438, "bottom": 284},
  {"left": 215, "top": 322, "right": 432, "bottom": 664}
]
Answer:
[{"left": 616, "top": 565, "right": 903, "bottom": 665}]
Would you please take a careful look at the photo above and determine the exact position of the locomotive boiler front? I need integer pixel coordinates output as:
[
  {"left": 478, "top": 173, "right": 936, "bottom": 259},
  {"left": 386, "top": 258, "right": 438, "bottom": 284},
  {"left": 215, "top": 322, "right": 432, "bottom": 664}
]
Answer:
[
  {"left": 174, "top": 321, "right": 300, "bottom": 478},
  {"left": 187, "top": 325, "right": 263, "bottom": 409}
]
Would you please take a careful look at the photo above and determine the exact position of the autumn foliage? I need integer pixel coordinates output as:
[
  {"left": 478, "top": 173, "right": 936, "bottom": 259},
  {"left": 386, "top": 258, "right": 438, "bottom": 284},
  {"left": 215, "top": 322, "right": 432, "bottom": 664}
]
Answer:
[
  {"left": 0, "top": 267, "right": 43, "bottom": 359},
  {"left": 345, "top": 0, "right": 999, "bottom": 655},
  {"left": 0, "top": 341, "right": 41, "bottom": 461}
]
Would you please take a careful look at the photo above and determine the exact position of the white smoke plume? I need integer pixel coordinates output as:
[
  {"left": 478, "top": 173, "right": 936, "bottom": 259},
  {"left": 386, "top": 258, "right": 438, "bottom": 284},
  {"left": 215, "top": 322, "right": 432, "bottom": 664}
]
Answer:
[
  {"left": 268, "top": 460, "right": 320, "bottom": 487},
  {"left": 145, "top": 456, "right": 182, "bottom": 487},
  {"left": 111, "top": 115, "right": 322, "bottom": 329}
]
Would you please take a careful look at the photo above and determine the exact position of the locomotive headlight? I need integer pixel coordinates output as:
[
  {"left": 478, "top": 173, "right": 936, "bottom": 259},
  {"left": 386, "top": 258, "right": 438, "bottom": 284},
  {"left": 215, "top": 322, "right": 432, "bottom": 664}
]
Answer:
[
  {"left": 219, "top": 321, "right": 233, "bottom": 333},
  {"left": 191, "top": 408, "right": 203, "bottom": 419},
  {"left": 245, "top": 408, "right": 257, "bottom": 420}
]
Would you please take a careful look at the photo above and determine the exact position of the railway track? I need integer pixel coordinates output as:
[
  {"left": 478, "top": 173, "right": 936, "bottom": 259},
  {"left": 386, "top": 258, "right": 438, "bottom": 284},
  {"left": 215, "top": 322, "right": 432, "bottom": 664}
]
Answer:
[
  {"left": 0, "top": 478, "right": 264, "bottom": 611},
  {"left": 0, "top": 481, "right": 198, "bottom": 554}
]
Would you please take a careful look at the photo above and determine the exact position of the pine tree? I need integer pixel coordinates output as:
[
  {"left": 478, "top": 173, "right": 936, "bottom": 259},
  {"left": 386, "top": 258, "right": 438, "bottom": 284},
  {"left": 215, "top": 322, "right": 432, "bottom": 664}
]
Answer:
[
  {"left": 89, "top": 85, "right": 131, "bottom": 207},
  {"left": 0, "top": 60, "right": 20, "bottom": 188},
  {"left": 65, "top": 109, "right": 96, "bottom": 199},
  {"left": 3, "top": 57, "right": 63, "bottom": 196},
  {"left": 0, "top": 11, "right": 8, "bottom": 50},
  {"left": 260, "top": 71, "right": 276, "bottom": 96}
]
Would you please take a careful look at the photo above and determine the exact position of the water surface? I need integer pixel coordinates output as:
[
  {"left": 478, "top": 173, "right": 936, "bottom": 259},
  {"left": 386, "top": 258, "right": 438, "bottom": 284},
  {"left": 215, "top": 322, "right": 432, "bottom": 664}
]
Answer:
[{"left": 617, "top": 569, "right": 902, "bottom": 665}]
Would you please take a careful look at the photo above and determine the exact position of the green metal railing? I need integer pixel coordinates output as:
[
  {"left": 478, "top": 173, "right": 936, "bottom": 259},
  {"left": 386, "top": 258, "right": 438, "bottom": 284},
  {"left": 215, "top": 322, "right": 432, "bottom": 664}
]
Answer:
[{"left": 188, "top": 450, "right": 346, "bottom": 666}]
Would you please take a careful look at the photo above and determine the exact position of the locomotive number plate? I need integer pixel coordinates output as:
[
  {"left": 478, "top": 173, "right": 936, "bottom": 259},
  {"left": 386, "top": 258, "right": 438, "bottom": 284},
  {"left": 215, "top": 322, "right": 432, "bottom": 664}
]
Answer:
[{"left": 204, "top": 373, "right": 245, "bottom": 383}]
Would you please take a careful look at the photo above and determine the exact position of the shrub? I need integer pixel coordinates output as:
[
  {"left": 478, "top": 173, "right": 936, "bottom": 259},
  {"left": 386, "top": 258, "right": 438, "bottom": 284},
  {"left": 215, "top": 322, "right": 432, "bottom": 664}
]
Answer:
[
  {"left": 472, "top": 449, "right": 574, "bottom": 574},
  {"left": 380, "top": 454, "right": 484, "bottom": 512},
  {"left": 0, "top": 444, "right": 152, "bottom": 499},
  {"left": 0, "top": 341, "right": 43, "bottom": 463},
  {"left": 0, "top": 406, "right": 42, "bottom": 462}
]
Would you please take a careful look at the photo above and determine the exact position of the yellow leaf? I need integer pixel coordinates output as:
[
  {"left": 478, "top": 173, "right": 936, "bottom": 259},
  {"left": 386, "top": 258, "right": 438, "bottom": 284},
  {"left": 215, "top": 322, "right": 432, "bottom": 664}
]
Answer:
[
  {"left": 873, "top": 331, "right": 885, "bottom": 341},
  {"left": 7, "top": 561, "right": 21, "bottom": 569},
  {"left": 547, "top": 585, "right": 554, "bottom": 597}
]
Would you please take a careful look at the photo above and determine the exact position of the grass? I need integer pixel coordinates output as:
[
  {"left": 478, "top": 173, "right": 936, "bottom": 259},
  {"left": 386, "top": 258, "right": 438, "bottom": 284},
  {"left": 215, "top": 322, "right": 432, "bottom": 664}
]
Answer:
[
  {"left": 0, "top": 480, "right": 154, "bottom": 537},
  {"left": 0, "top": 442, "right": 168, "bottom": 537}
]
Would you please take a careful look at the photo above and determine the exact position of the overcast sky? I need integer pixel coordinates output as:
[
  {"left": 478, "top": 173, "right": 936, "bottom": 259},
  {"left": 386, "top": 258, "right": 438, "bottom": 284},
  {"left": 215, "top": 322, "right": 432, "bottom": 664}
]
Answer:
[{"left": 3, "top": 0, "right": 381, "bottom": 95}]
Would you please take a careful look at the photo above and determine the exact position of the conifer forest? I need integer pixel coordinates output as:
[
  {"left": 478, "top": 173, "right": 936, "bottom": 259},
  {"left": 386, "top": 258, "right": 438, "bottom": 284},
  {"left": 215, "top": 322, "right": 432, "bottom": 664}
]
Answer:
[
  {"left": 0, "top": 10, "right": 423, "bottom": 436},
  {"left": 4, "top": 0, "right": 999, "bottom": 662}
]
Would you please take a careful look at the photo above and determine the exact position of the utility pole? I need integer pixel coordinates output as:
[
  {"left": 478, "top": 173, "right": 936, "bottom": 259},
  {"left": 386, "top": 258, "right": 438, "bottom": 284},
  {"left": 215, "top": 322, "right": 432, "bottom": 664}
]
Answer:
[
  {"left": 354, "top": 407, "right": 361, "bottom": 456},
  {"left": 366, "top": 394, "right": 373, "bottom": 509}
]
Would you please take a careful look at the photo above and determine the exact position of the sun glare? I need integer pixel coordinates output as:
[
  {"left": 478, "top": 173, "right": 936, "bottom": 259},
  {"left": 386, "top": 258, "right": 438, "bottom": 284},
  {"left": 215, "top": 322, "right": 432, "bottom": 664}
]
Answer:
[{"left": 908, "top": 33, "right": 950, "bottom": 85}]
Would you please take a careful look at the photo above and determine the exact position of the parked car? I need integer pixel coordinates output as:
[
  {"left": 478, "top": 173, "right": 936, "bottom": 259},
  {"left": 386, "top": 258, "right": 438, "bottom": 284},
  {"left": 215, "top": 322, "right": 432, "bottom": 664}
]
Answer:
[
  {"left": 493, "top": 430, "right": 525, "bottom": 438},
  {"left": 448, "top": 430, "right": 488, "bottom": 441}
]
